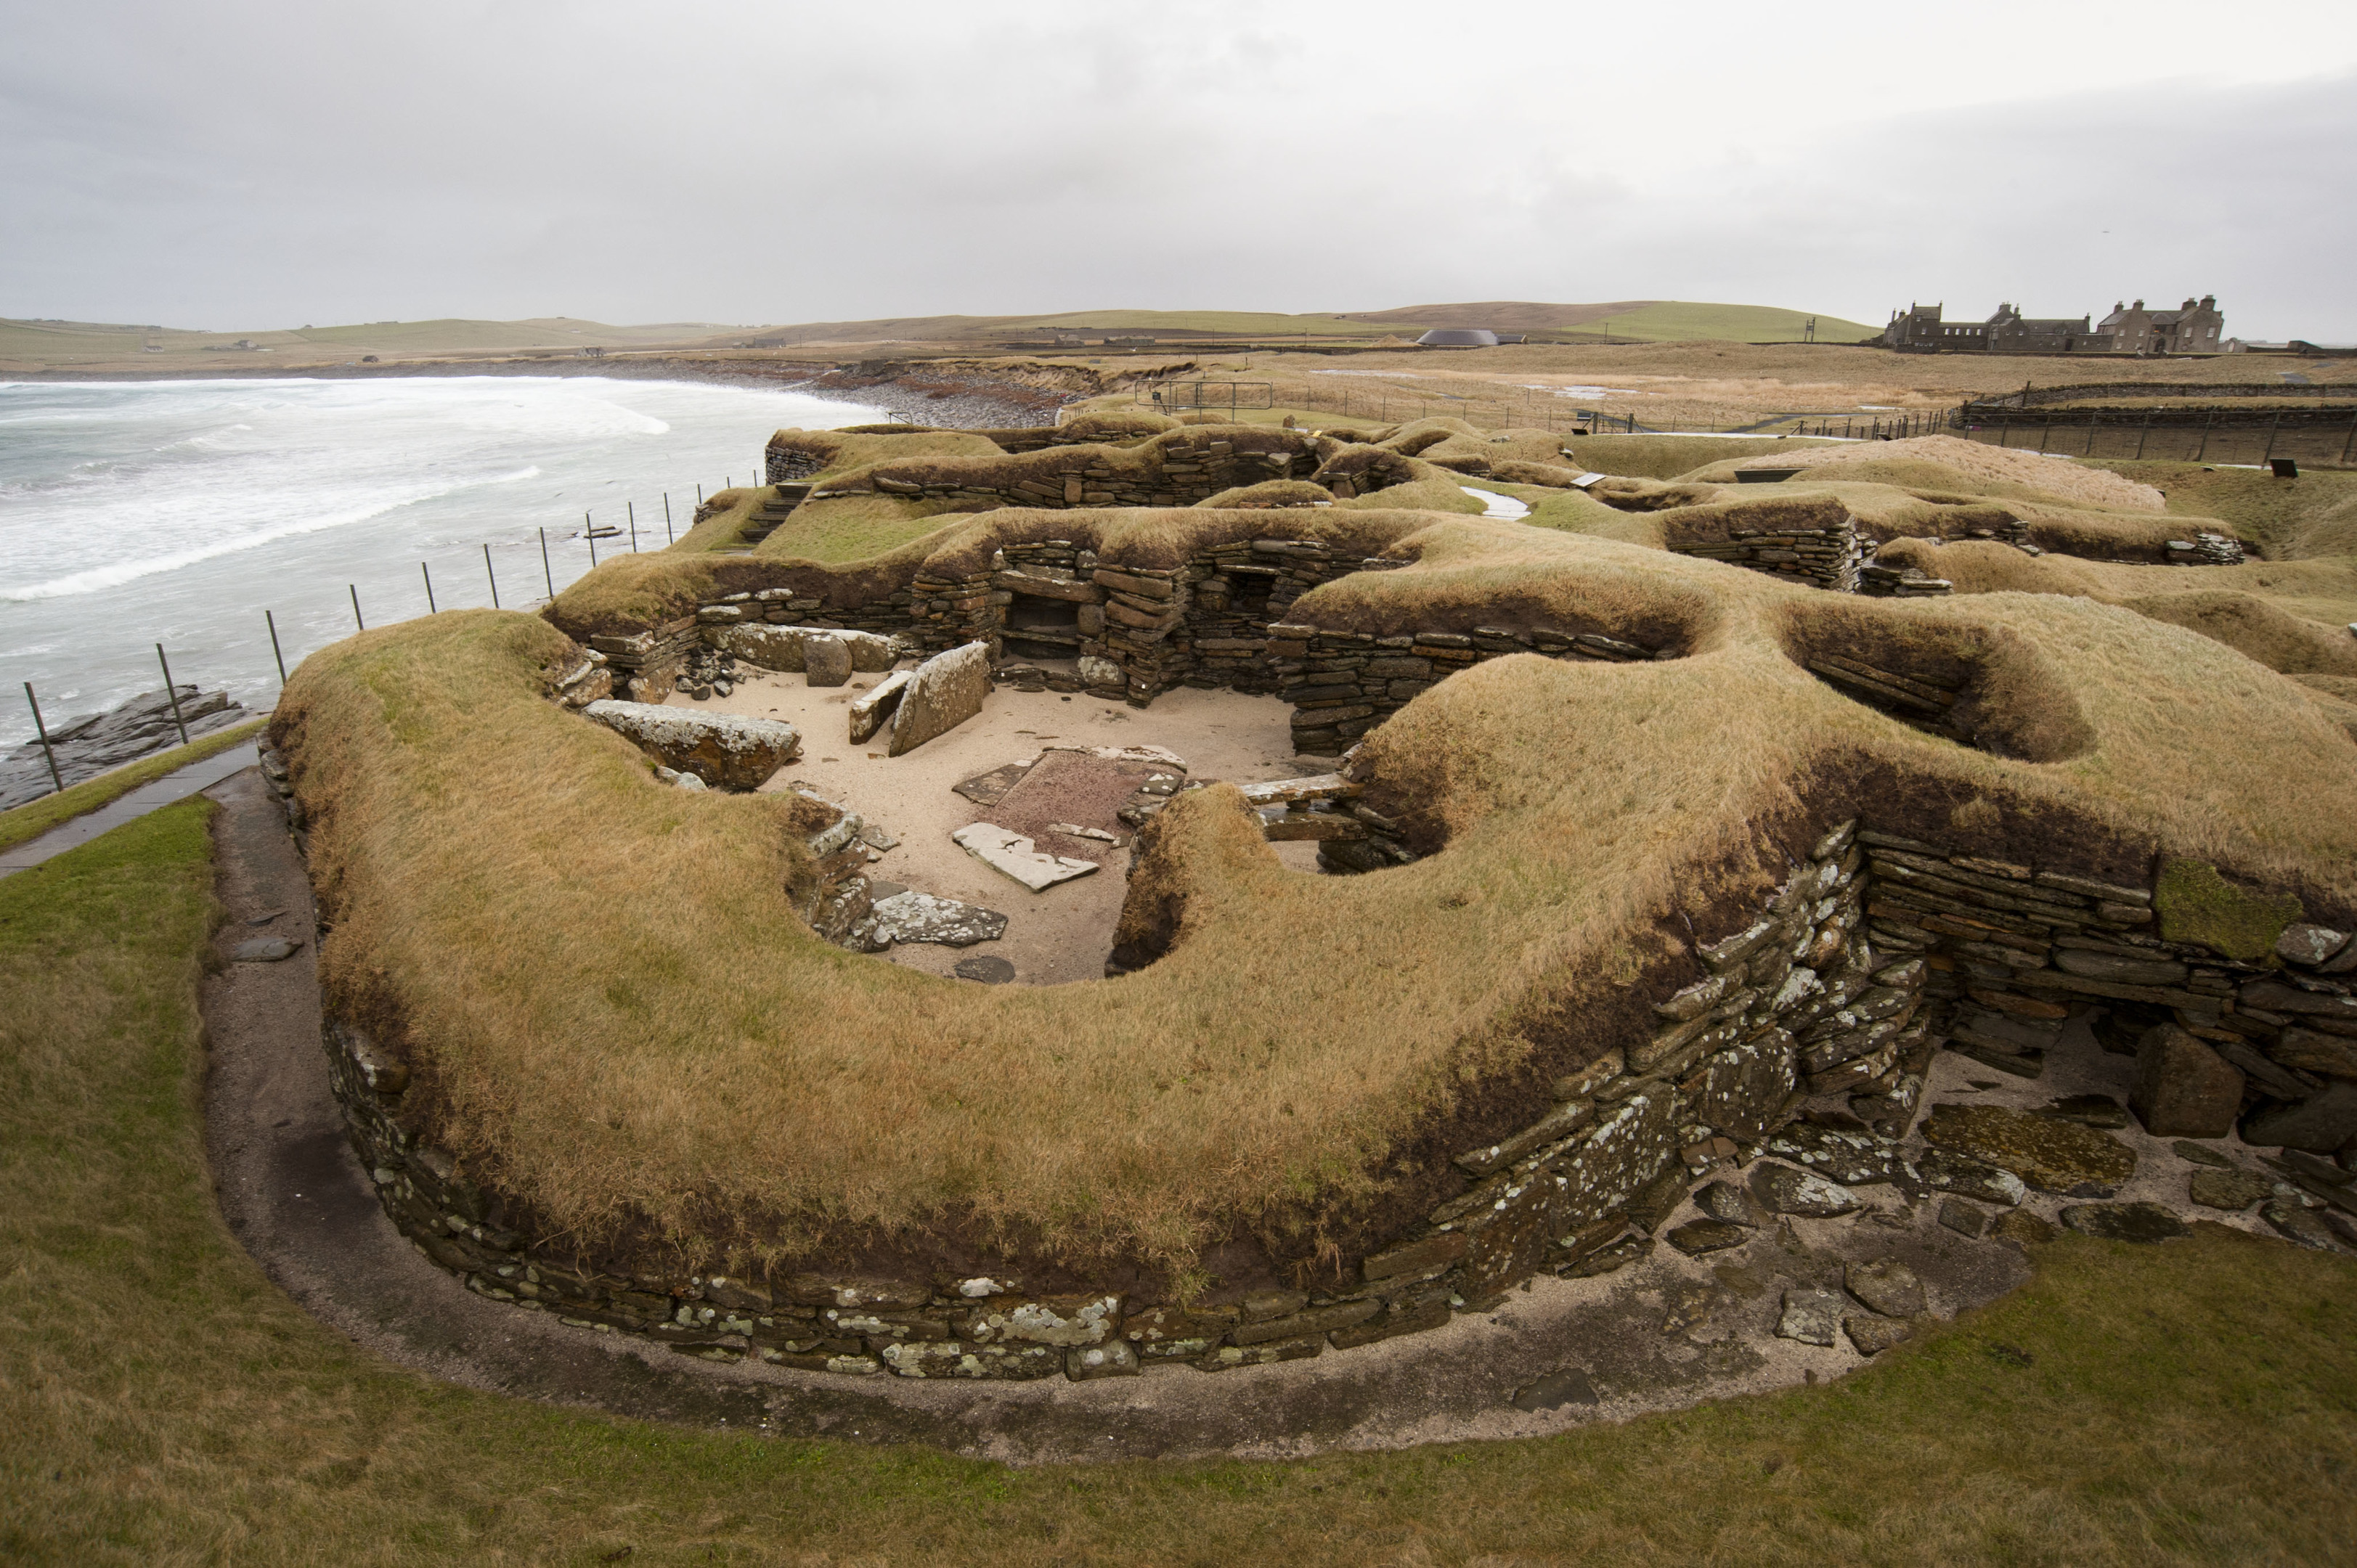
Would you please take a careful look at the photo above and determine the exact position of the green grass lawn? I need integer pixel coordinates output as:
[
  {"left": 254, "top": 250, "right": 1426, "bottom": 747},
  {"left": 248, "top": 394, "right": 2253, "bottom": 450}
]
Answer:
[
  {"left": 4, "top": 802, "right": 2356, "bottom": 1564},
  {"left": 0, "top": 716, "right": 267, "bottom": 854}
]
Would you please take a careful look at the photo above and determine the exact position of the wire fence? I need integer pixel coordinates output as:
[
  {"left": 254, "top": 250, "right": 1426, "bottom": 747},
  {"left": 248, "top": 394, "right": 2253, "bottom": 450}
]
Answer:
[{"left": 10, "top": 475, "right": 747, "bottom": 805}]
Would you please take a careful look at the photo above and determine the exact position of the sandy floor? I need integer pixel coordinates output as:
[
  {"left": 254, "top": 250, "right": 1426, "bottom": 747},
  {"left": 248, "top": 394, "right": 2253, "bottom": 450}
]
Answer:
[{"left": 667, "top": 667, "right": 1329, "bottom": 984}]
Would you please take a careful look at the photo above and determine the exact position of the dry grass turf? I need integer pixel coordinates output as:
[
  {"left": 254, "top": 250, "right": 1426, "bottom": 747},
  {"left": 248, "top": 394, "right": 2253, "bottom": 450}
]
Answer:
[
  {"left": 5, "top": 801, "right": 2357, "bottom": 1565},
  {"left": 272, "top": 497, "right": 2357, "bottom": 1295}
]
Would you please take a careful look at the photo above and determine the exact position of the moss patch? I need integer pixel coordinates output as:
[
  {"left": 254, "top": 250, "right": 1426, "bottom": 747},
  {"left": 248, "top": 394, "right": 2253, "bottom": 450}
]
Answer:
[{"left": 2155, "top": 857, "right": 2305, "bottom": 960}]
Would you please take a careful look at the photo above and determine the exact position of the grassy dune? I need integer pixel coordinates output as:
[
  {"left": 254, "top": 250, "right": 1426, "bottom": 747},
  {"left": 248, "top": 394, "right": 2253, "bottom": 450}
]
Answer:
[{"left": 4, "top": 802, "right": 2354, "bottom": 1564}]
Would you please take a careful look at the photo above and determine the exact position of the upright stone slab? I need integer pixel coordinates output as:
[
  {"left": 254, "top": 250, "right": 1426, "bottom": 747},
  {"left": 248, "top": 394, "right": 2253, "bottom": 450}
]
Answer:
[
  {"left": 2129, "top": 1025, "right": 2243, "bottom": 1138},
  {"left": 804, "top": 634, "right": 852, "bottom": 688},
  {"left": 848, "top": 670, "right": 911, "bottom": 744},
  {"left": 583, "top": 701, "right": 802, "bottom": 790},
  {"left": 889, "top": 642, "right": 991, "bottom": 757}
]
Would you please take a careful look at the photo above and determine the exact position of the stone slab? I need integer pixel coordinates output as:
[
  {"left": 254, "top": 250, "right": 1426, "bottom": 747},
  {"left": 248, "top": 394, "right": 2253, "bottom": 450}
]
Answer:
[
  {"left": 584, "top": 700, "right": 802, "bottom": 790},
  {"left": 890, "top": 642, "right": 992, "bottom": 757},
  {"left": 715, "top": 624, "right": 899, "bottom": 674},
  {"left": 951, "top": 823, "right": 1100, "bottom": 893}
]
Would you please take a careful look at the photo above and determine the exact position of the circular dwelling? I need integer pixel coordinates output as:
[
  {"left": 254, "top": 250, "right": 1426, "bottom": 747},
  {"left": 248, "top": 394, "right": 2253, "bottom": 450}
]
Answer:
[{"left": 1416, "top": 328, "right": 1499, "bottom": 348}]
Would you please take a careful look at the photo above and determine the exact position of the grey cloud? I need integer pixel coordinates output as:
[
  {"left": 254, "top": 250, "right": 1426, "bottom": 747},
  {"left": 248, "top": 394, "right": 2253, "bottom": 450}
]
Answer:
[{"left": 1, "top": 4, "right": 2350, "bottom": 338}]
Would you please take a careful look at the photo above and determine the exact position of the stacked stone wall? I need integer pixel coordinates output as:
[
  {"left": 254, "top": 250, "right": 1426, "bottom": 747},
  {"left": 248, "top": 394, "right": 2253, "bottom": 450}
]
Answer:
[{"left": 1669, "top": 520, "right": 1863, "bottom": 592}]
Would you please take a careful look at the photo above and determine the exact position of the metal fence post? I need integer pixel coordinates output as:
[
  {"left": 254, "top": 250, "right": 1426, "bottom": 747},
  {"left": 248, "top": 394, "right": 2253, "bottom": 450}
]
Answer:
[
  {"left": 587, "top": 512, "right": 598, "bottom": 567},
  {"left": 350, "top": 585, "right": 365, "bottom": 631},
  {"left": 2341, "top": 409, "right": 2357, "bottom": 467},
  {"left": 22, "top": 683, "right": 62, "bottom": 794},
  {"left": 629, "top": 501, "right": 638, "bottom": 552},
  {"left": 484, "top": 543, "right": 500, "bottom": 608},
  {"left": 2260, "top": 412, "right": 2282, "bottom": 465},
  {"left": 266, "top": 611, "right": 288, "bottom": 684},
  {"left": 155, "top": 645, "right": 190, "bottom": 746},
  {"left": 422, "top": 562, "right": 437, "bottom": 613},
  {"left": 540, "top": 527, "right": 555, "bottom": 598},
  {"left": 664, "top": 492, "right": 675, "bottom": 544}
]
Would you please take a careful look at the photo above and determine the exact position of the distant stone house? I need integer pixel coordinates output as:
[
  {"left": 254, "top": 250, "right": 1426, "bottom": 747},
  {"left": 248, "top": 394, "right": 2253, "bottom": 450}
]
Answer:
[
  {"left": 2097, "top": 295, "right": 2224, "bottom": 354},
  {"left": 1881, "top": 294, "right": 2224, "bottom": 354},
  {"left": 1881, "top": 303, "right": 2096, "bottom": 354}
]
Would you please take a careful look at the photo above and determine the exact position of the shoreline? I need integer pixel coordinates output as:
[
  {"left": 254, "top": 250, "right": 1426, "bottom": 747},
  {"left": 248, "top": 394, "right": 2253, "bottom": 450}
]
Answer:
[{"left": 1, "top": 353, "right": 1104, "bottom": 430}]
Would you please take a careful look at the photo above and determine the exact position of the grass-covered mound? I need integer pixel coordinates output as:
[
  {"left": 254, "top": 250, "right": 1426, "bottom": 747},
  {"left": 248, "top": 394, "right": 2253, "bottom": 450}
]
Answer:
[
  {"left": 1562, "top": 433, "right": 1842, "bottom": 479},
  {"left": 10, "top": 806, "right": 2357, "bottom": 1559},
  {"left": 275, "top": 506, "right": 2357, "bottom": 1297}
]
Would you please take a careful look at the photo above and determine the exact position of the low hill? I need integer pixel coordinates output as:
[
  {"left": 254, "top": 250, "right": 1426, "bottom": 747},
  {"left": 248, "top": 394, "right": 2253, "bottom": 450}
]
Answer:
[{"left": 0, "top": 298, "right": 1880, "bottom": 374}]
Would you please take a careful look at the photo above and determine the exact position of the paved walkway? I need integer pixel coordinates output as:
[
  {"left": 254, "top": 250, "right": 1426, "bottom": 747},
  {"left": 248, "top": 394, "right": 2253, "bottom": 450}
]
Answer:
[{"left": 0, "top": 745, "right": 260, "bottom": 878}]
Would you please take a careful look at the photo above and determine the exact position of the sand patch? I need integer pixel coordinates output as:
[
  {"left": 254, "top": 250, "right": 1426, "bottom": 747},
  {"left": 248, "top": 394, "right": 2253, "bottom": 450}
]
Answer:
[{"left": 666, "top": 669, "right": 1324, "bottom": 984}]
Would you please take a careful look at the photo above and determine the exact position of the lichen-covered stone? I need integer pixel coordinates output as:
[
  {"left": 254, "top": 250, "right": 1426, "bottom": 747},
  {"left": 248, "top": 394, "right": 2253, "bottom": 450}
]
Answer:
[
  {"left": 2059, "top": 1201, "right": 2189, "bottom": 1244},
  {"left": 583, "top": 700, "right": 801, "bottom": 789},
  {"left": 802, "top": 634, "right": 852, "bottom": 687},
  {"left": 1750, "top": 1161, "right": 1861, "bottom": 1217},
  {"left": 890, "top": 642, "right": 992, "bottom": 756},
  {"left": 1922, "top": 1103, "right": 2137, "bottom": 1196},
  {"left": 1844, "top": 1313, "right": 1915, "bottom": 1356},
  {"left": 1843, "top": 1258, "right": 1926, "bottom": 1318},
  {"left": 715, "top": 623, "right": 899, "bottom": 673},
  {"left": 1776, "top": 1287, "right": 1843, "bottom": 1346},
  {"left": 2189, "top": 1167, "right": 2275, "bottom": 1210}
]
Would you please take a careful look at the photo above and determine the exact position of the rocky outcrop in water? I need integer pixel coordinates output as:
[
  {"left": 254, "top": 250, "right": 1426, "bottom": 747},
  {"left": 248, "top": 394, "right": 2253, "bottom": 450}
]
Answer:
[{"left": 0, "top": 685, "right": 251, "bottom": 809}]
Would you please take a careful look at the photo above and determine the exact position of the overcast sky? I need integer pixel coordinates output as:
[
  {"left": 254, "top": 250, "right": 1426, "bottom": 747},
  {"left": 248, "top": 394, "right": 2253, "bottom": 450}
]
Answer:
[{"left": 6, "top": 1, "right": 2356, "bottom": 338}]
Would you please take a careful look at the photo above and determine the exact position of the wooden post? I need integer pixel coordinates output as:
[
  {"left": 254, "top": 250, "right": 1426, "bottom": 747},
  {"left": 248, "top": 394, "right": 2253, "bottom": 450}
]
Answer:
[
  {"left": 587, "top": 512, "right": 598, "bottom": 567},
  {"left": 350, "top": 586, "right": 365, "bottom": 631},
  {"left": 266, "top": 611, "right": 288, "bottom": 683},
  {"left": 22, "top": 683, "right": 63, "bottom": 795},
  {"left": 421, "top": 562, "right": 437, "bottom": 613},
  {"left": 2260, "top": 412, "right": 2282, "bottom": 465},
  {"left": 2136, "top": 409, "right": 2153, "bottom": 460},
  {"left": 483, "top": 544, "right": 500, "bottom": 608},
  {"left": 2341, "top": 409, "right": 2357, "bottom": 467},
  {"left": 2197, "top": 409, "right": 2214, "bottom": 461},
  {"left": 629, "top": 501, "right": 638, "bottom": 552},
  {"left": 155, "top": 645, "right": 190, "bottom": 746},
  {"left": 540, "top": 528, "right": 555, "bottom": 599},
  {"left": 664, "top": 493, "right": 675, "bottom": 544}
]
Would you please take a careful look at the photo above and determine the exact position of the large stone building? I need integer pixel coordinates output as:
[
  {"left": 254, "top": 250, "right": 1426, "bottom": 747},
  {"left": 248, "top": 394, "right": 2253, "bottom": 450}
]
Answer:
[
  {"left": 1881, "top": 295, "right": 2223, "bottom": 355},
  {"left": 2097, "top": 295, "right": 2224, "bottom": 354}
]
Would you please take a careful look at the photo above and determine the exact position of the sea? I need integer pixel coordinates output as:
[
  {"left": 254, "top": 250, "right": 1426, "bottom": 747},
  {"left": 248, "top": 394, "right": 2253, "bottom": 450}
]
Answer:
[{"left": 0, "top": 376, "right": 884, "bottom": 747}]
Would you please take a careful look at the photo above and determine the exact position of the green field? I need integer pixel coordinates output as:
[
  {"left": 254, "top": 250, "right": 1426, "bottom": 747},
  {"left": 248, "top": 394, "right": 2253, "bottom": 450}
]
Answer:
[{"left": 1570, "top": 302, "right": 1880, "bottom": 343}]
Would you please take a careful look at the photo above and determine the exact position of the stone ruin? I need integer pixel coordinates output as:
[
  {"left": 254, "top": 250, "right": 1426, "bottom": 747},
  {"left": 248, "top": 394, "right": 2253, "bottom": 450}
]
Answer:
[{"left": 277, "top": 414, "right": 2355, "bottom": 1395}]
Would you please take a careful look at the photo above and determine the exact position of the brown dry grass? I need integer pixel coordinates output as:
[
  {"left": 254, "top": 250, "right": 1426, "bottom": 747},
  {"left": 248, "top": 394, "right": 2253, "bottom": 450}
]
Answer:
[
  {"left": 1073, "top": 342, "right": 2308, "bottom": 439},
  {"left": 1876, "top": 541, "right": 2357, "bottom": 655},
  {"left": 1721, "top": 436, "right": 2166, "bottom": 512},
  {"left": 277, "top": 505, "right": 2357, "bottom": 1291}
]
